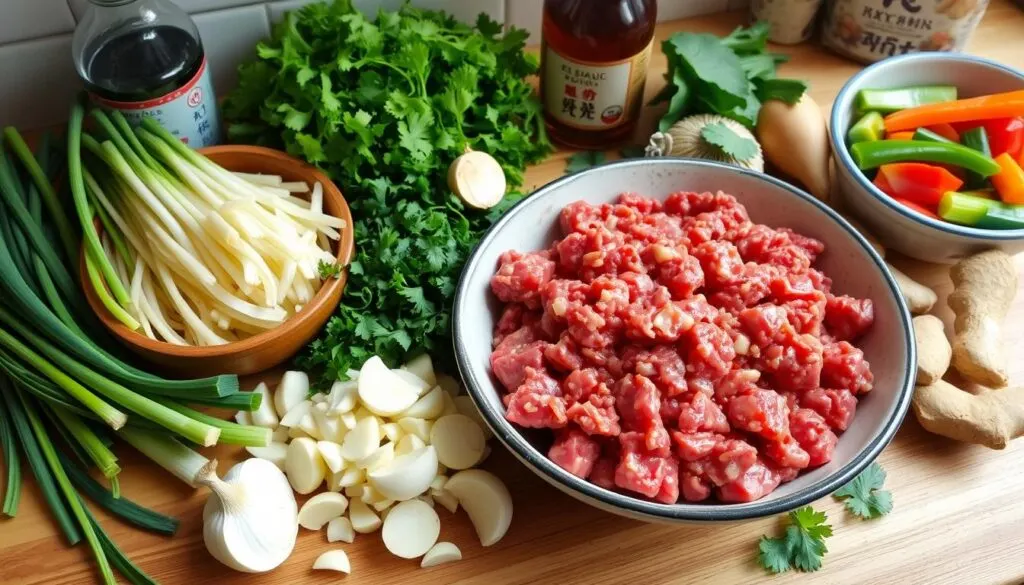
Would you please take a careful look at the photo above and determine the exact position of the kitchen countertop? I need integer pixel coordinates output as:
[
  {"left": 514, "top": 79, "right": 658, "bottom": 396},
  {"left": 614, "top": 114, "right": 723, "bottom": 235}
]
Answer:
[{"left": 4, "top": 2, "right": 1024, "bottom": 584}]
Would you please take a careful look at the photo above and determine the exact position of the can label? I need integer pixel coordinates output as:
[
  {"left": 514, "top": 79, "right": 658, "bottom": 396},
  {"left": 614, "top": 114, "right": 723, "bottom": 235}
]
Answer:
[
  {"left": 821, "top": 0, "right": 989, "bottom": 64},
  {"left": 541, "top": 41, "right": 652, "bottom": 130},
  {"left": 90, "top": 57, "right": 221, "bottom": 148}
]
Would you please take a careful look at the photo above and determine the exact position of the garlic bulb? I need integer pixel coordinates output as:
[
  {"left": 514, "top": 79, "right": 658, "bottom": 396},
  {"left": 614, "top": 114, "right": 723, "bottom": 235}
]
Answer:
[
  {"left": 197, "top": 458, "right": 298, "bottom": 573},
  {"left": 645, "top": 114, "right": 764, "bottom": 172}
]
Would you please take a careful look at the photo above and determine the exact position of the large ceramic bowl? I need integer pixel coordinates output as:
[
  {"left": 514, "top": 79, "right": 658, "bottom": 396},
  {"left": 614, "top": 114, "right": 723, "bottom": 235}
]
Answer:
[
  {"left": 82, "top": 146, "right": 354, "bottom": 377},
  {"left": 831, "top": 53, "right": 1024, "bottom": 264},
  {"left": 453, "top": 158, "right": 915, "bottom": 522}
]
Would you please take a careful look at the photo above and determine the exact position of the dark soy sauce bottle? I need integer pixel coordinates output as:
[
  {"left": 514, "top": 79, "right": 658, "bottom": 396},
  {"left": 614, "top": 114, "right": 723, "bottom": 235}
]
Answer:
[{"left": 73, "top": 0, "right": 221, "bottom": 147}]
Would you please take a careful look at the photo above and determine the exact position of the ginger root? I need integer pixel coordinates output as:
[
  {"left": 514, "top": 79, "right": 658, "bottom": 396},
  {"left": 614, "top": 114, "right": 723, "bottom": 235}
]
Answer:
[
  {"left": 913, "top": 315, "right": 951, "bottom": 386},
  {"left": 912, "top": 380, "right": 1024, "bottom": 449},
  {"left": 890, "top": 265, "right": 938, "bottom": 314},
  {"left": 948, "top": 250, "right": 1018, "bottom": 388}
]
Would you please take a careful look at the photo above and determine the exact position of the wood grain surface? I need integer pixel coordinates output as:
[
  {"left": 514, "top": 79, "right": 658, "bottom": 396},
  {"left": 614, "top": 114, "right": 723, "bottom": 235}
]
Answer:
[{"left": 4, "top": 2, "right": 1024, "bottom": 584}]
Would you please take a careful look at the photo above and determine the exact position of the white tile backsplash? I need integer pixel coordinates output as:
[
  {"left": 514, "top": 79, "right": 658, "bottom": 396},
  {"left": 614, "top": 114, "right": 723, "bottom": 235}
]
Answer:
[
  {"left": 0, "top": 0, "right": 76, "bottom": 45},
  {"left": 0, "top": 0, "right": 732, "bottom": 130},
  {"left": 193, "top": 4, "right": 270, "bottom": 95}
]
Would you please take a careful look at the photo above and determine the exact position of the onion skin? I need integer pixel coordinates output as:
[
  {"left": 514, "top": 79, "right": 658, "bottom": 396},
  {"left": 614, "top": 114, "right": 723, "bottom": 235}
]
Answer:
[{"left": 756, "top": 94, "right": 832, "bottom": 202}]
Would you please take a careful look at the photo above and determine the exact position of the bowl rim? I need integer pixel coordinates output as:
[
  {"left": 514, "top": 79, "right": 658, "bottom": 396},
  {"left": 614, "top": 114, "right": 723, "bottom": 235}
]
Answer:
[
  {"left": 453, "top": 157, "right": 916, "bottom": 522},
  {"left": 81, "top": 144, "right": 355, "bottom": 357},
  {"left": 830, "top": 52, "right": 1024, "bottom": 241}
]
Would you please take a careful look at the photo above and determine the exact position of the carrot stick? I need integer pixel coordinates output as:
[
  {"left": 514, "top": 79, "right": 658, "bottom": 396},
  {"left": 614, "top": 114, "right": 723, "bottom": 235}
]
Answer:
[
  {"left": 886, "top": 131, "right": 916, "bottom": 141},
  {"left": 884, "top": 90, "right": 1024, "bottom": 133},
  {"left": 926, "top": 123, "right": 960, "bottom": 143},
  {"left": 990, "top": 153, "right": 1024, "bottom": 204}
]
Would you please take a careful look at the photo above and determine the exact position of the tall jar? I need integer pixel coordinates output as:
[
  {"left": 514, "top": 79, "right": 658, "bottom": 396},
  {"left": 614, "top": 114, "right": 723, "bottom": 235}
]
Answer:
[
  {"left": 821, "top": 0, "right": 990, "bottom": 64},
  {"left": 540, "top": 0, "right": 657, "bottom": 149},
  {"left": 72, "top": 0, "right": 221, "bottom": 147}
]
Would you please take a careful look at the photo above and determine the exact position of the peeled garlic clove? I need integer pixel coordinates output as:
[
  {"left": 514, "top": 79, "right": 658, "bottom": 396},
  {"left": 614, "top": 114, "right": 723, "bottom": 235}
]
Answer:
[
  {"left": 327, "top": 517, "right": 355, "bottom": 543},
  {"left": 432, "top": 489, "right": 459, "bottom": 514},
  {"left": 430, "top": 414, "right": 485, "bottom": 470},
  {"left": 349, "top": 498, "right": 382, "bottom": 533},
  {"left": 317, "top": 441, "right": 347, "bottom": 474},
  {"left": 279, "top": 399, "right": 312, "bottom": 428},
  {"left": 382, "top": 499, "right": 441, "bottom": 559},
  {"left": 440, "top": 391, "right": 459, "bottom": 417},
  {"left": 245, "top": 442, "right": 288, "bottom": 470},
  {"left": 285, "top": 437, "right": 325, "bottom": 495},
  {"left": 368, "top": 445, "right": 438, "bottom": 502},
  {"left": 312, "top": 550, "right": 351, "bottom": 574},
  {"left": 340, "top": 416, "right": 381, "bottom": 462},
  {"left": 358, "top": 356, "right": 420, "bottom": 416},
  {"left": 298, "top": 492, "right": 349, "bottom": 530},
  {"left": 395, "top": 434, "right": 426, "bottom": 456},
  {"left": 381, "top": 422, "right": 403, "bottom": 442},
  {"left": 329, "top": 380, "right": 359, "bottom": 415},
  {"left": 198, "top": 459, "right": 298, "bottom": 573},
  {"left": 402, "top": 354, "right": 436, "bottom": 386},
  {"left": 454, "top": 396, "right": 493, "bottom": 439},
  {"left": 393, "top": 369, "right": 433, "bottom": 396},
  {"left": 397, "top": 417, "right": 432, "bottom": 442},
  {"left": 402, "top": 386, "right": 444, "bottom": 420},
  {"left": 357, "top": 441, "right": 395, "bottom": 472},
  {"left": 421, "top": 542, "right": 462, "bottom": 568},
  {"left": 436, "top": 373, "right": 461, "bottom": 397},
  {"left": 250, "top": 382, "right": 279, "bottom": 428},
  {"left": 444, "top": 469, "right": 512, "bottom": 546},
  {"left": 274, "top": 371, "right": 309, "bottom": 418},
  {"left": 448, "top": 149, "right": 507, "bottom": 209}
]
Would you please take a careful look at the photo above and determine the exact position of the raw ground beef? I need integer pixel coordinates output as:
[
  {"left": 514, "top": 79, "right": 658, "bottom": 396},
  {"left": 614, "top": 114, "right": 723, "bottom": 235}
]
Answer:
[{"left": 489, "top": 192, "right": 875, "bottom": 504}]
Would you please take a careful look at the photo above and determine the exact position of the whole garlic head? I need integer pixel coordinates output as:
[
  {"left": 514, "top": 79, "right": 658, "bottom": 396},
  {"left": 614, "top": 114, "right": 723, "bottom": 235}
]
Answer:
[{"left": 197, "top": 458, "right": 298, "bottom": 573}]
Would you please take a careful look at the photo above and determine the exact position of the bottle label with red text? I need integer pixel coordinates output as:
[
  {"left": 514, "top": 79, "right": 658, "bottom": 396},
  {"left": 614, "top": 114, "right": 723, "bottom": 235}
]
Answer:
[
  {"left": 89, "top": 57, "right": 221, "bottom": 148},
  {"left": 542, "top": 42, "right": 652, "bottom": 130}
]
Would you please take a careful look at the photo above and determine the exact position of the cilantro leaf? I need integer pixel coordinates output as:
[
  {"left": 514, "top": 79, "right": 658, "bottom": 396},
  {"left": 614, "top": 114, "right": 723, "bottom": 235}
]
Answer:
[
  {"left": 833, "top": 462, "right": 893, "bottom": 519},
  {"left": 756, "top": 78, "right": 809, "bottom": 105},
  {"left": 757, "top": 506, "right": 832, "bottom": 574},
  {"left": 700, "top": 122, "right": 759, "bottom": 163},
  {"left": 664, "top": 32, "right": 749, "bottom": 113},
  {"left": 317, "top": 260, "right": 343, "bottom": 279},
  {"left": 565, "top": 151, "right": 606, "bottom": 174}
]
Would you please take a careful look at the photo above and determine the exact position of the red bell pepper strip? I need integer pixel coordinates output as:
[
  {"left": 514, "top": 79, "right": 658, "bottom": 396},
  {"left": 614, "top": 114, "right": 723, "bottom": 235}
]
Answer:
[
  {"left": 990, "top": 153, "right": 1024, "bottom": 204},
  {"left": 952, "top": 117, "right": 1024, "bottom": 159},
  {"left": 883, "top": 90, "right": 1024, "bottom": 133},
  {"left": 873, "top": 171, "right": 895, "bottom": 195},
  {"left": 925, "top": 124, "right": 960, "bottom": 143},
  {"left": 877, "top": 162, "right": 965, "bottom": 205},
  {"left": 886, "top": 131, "right": 916, "bottom": 141},
  {"left": 894, "top": 197, "right": 940, "bottom": 219}
]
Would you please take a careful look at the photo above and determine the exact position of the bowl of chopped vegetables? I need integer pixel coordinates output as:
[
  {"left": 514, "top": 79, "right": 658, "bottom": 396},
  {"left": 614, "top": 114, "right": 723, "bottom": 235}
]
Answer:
[
  {"left": 831, "top": 52, "right": 1024, "bottom": 264},
  {"left": 80, "top": 142, "right": 354, "bottom": 377},
  {"left": 453, "top": 157, "right": 914, "bottom": 522}
]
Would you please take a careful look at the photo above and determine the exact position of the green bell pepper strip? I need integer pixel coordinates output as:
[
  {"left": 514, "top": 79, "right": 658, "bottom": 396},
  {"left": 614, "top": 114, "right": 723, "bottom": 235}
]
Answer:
[
  {"left": 849, "top": 140, "right": 1002, "bottom": 177},
  {"left": 855, "top": 86, "right": 958, "bottom": 113},
  {"left": 848, "top": 112, "right": 886, "bottom": 144},
  {"left": 939, "top": 191, "right": 1024, "bottom": 229},
  {"left": 960, "top": 127, "right": 992, "bottom": 189},
  {"left": 912, "top": 127, "right": 956, "bottom": 144}
]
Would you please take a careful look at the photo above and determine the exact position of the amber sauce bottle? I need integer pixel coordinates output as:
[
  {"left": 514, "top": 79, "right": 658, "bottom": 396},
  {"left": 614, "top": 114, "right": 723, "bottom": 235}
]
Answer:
[{"left": 540, "top": 0, "right": 657, "bottom": 149}]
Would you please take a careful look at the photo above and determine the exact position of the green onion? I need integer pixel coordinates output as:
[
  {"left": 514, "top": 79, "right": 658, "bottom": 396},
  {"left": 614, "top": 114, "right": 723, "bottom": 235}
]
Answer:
[
  {"left": 154, "top": 398, "right": 271, "bottom": 447},
  {"left": 119, "top": 427, "right": 209, "bottom": 488},
  {"left": 85, "top": 245, "right": 141, "bottom": 330},
  {"left": 50, "top": 406, "right": 121, "bottom": 479},
  {"left": 0, "top": 394, "right": 21, "bottom": 517},
  {"left": 90, "top": 514, "right": 159, "bottom": 585},
  {"left": 60, "top": 451, "right": 178, "bottom": 536}
]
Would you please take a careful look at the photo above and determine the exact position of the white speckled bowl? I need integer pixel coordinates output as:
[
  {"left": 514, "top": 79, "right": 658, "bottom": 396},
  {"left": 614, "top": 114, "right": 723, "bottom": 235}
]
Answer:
[
  {"left": 453, "top": 158, "right": 915, "bottom": 523},
  {"left": 831, "top": 53, "right": 1024, "bottom": 264}
]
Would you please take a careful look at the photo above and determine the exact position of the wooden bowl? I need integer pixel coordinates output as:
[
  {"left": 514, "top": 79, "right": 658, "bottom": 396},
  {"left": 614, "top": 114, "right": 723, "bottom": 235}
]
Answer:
[{"left": 81, "top": 145, "right": 355, "bottom": 377}]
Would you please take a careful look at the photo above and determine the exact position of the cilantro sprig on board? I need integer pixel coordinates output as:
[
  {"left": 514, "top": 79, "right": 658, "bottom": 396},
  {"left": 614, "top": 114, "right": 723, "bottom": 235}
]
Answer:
[
  {"left": 758, "top": 506, "right": 833, "bottom": 574},
  {"left": 223, "top": 1, "right": 551, "bottom": 382},
  {"left": 833, "top": 462, "right": 893, "bottom": 519}
]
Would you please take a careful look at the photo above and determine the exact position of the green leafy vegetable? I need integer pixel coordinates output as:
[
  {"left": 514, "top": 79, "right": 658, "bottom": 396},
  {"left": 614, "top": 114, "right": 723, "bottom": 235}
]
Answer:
[
  {"left": 224, "top": 1, "right": 551, "bottom": 382},
  {"left": 700, "top": 122, "right": 759, "bottom": 162},
  {"left": 833, "top": 462, "right": 893, "bottom": 519},
  {"left": 653, "top": 22, "right": 807, "bottom": 131},
  {"left": 317, "top": 260, "right": 343, "bottom": 280},
  {"left": 758, "top": 506, "right": 833, "bottom": 574},
  {"left": 565, "top": 151, "right": 607, "bottom": 174}
]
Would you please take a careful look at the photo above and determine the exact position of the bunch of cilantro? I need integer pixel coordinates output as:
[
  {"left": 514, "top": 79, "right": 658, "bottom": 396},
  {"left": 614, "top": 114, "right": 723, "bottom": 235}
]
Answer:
[
  {"left": 222, "top": 0, "right": 552, "bottom": 382},
  {"left": 651, "top": 21, "right": 808, "bottom": 132}
]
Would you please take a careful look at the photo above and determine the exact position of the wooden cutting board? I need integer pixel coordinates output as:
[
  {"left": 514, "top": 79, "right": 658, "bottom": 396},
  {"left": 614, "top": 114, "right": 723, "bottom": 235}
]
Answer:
[{"left": 4, "top": 2, "right": 1024, "bottom": 583}]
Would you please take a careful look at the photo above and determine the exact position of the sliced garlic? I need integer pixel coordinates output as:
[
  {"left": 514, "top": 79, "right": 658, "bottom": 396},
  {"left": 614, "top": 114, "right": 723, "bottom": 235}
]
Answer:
[
  {"left": 317, "top": 441, "right": 347, "bottom": 474},
  {"left": 382, "top": 499, "right": 440, "bottom": 559},
  {"left": 339, "top": 411, "right": 358, "bottom": 430},
  {"left": 357, "top": 441, "right": 394, "bottom": 471},
  {"left": 454, "top": 396, "right": 493, "bottom": 439},
  {"left": 432, "top": 489, "right": 459, "bottom": 514},
  {"left": 444, "top": 469, "right": 512, "bottom": 546},
  {"left": 296, "top": 413, "right": 322, "bottom": 440},
  {"left": 430, "top": 414, "right": 485, "bottom": 470},
  {"left": 234, "top": 410, "right": 251, "bottom": 426},
  {"left": 440, "top": 391, "right": 459, "bottom": 417},
  {"left": 271, "top": 426, "right": 289, "bottom": 443},
  {"left": 274, "top": 371, "right": 309, "bottom": 418},
  {"left": 298, "top": 492, "right": 349, "bottom": 530},
  {"left": 339, "top": 415, "right": 380, "bottom": 461},
  {"left": 402, "top": 386, "right": 444, "bottom": 420},
  {"left": 329, "top": 380, "right": 358, "bottom": 415},
  {"left": 393, "top": 369, "right": 433, "bottom": 396},
  {"left": 285, "top": 437, "right": 325, "bottom": 495},
  {"left": 327, "top": 517, "right": 355, "bottom": 543},
  {"left": 326, "top": 468, "right": 346, "bottom": 492},
  {"left": 349, "top": 498, "right": 382, "bottom": 533},
  {"left": 372, "top": 498, "right": 396, "bottom": 512},
  {"left": 245, "top": 442, "right": 288, "bottom": 470},
  {"left": 421, "top": 542, "right": 462, "bottom": 568},
  {"left": 312, "top": 550, "right": 350, "bottom": 574},
  {"left": 395, "top": 434, "right": 426, "bottom": 456},
  {"left": 436, "top": 373, "right": 461, "bottom": 397},
  {"left": 397, "top": 417, "right": 432, "bottom": 442},
  {"left": 337, "top": 467, "right": 365, "bottom": 488},
  {"left": 358, "top": 356, "right": 420, "bottom": 416},
  {"left": 287, "top": 426, "right": 311, "bottom": 440},
  {"left": 279, "top": 399, "right": 312, "bottom": 428},
  {"left": 311, "top": 406, "right": 341, "bottom": 442},
  {"left": 402, "top": 353, "right": 436, "bottom": 386},
  {"left": 368, "top": 445, "right": 438, "bottom": 502},
  {"left": 381, "top": 422, "right": 402, "bottom": 442}
]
